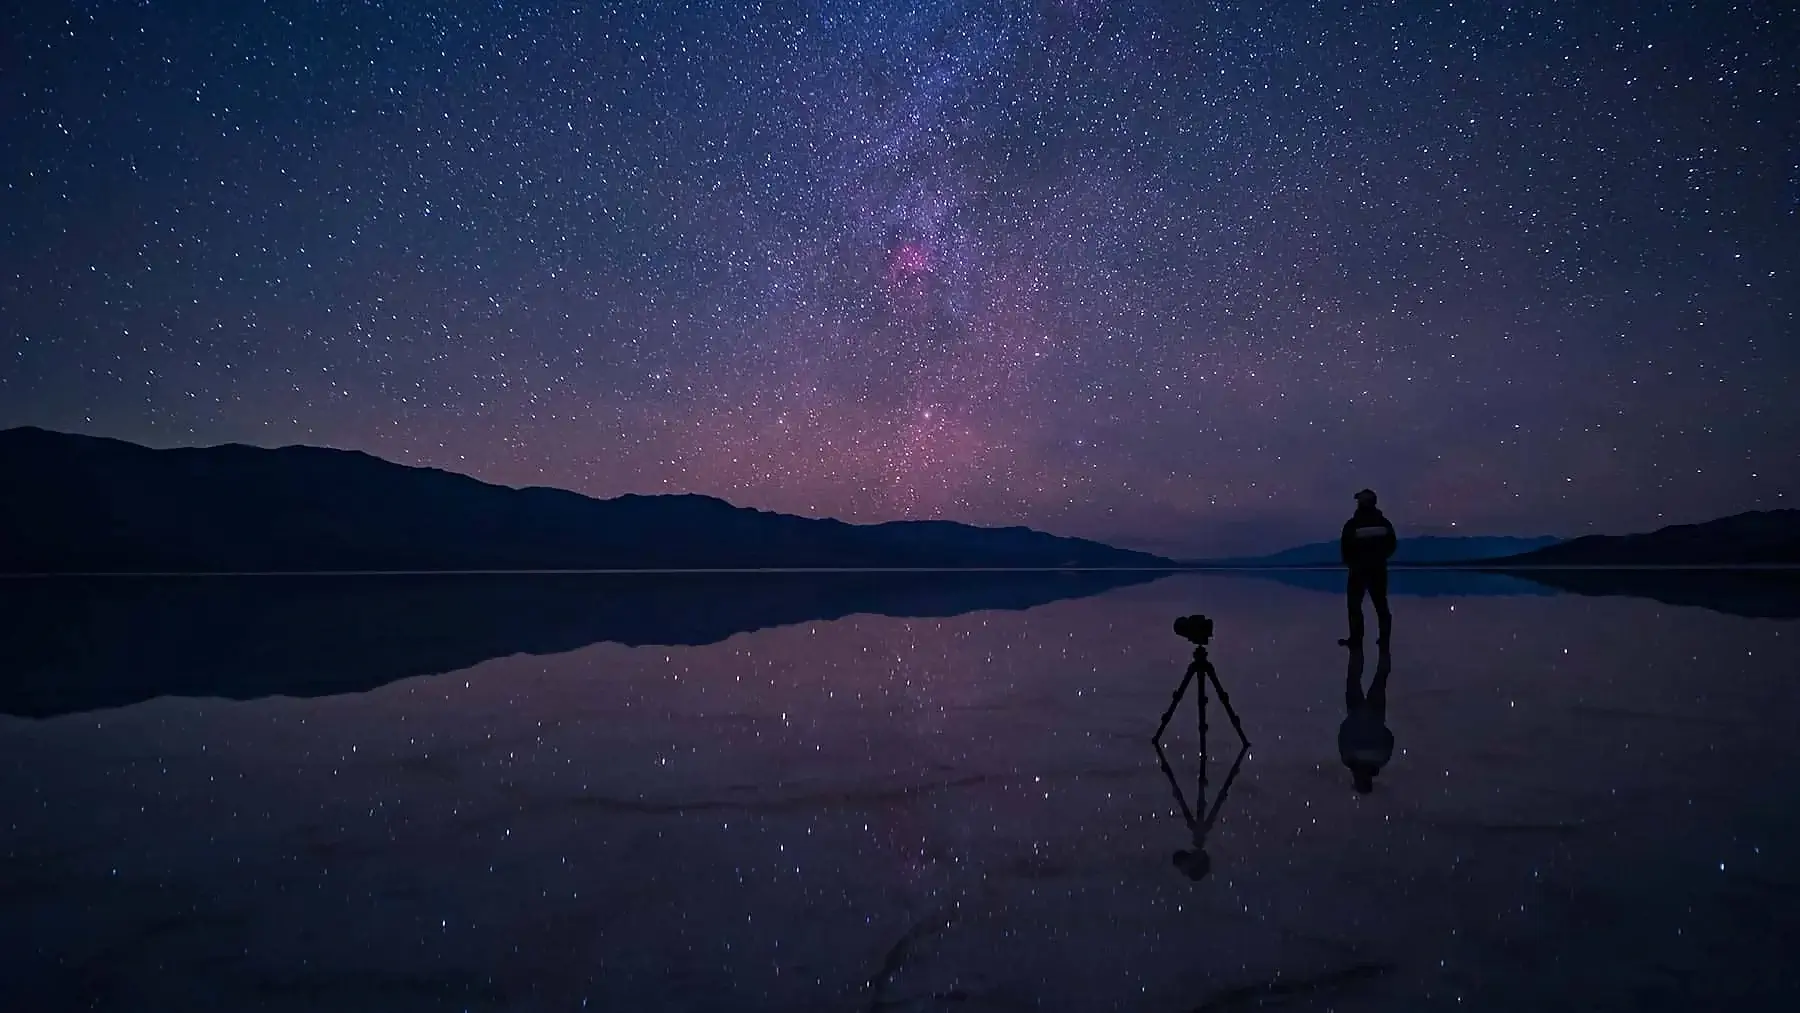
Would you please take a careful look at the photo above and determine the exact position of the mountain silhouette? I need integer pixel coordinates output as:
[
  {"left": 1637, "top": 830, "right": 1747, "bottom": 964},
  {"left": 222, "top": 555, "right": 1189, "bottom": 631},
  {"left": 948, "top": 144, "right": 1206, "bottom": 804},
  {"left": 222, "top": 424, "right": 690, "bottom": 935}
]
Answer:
[
  {"left": 0, "top": 427, "right": 1168, "bottom": 573},
  {"left": 1200, "top": 534, "right": 1560, "bottom": 567},
  {"left": 0, "top": 570, "right": 1169, "bottom": 718},
  {"left": 1217, "top": 567, "right": 1558, "bottom": 599},
  {"left": 1473, "top": 510, "right": 1800, "bottom": 567}
]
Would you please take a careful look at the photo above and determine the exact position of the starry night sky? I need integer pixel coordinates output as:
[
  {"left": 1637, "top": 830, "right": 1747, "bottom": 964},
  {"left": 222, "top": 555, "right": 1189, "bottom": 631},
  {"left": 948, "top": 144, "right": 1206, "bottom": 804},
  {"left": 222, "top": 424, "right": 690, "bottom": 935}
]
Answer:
[{"left": 3, "top": 1, "right": 1796, "bottom": 556}]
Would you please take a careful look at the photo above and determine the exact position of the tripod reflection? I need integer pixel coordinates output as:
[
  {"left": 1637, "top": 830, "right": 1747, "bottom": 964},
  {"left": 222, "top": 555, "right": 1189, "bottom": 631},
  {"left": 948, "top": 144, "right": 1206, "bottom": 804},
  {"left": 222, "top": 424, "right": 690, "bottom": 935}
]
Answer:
[{"left": 1155, "top": 737, "right": 1250, "bottom": 882}]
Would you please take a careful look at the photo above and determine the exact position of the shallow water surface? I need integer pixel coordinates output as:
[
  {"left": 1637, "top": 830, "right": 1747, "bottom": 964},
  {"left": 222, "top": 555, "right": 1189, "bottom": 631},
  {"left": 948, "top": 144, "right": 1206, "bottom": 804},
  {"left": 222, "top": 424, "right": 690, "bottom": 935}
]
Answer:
[{"left": 3, "top": 571, "right": 1799, "bottom": 1011}]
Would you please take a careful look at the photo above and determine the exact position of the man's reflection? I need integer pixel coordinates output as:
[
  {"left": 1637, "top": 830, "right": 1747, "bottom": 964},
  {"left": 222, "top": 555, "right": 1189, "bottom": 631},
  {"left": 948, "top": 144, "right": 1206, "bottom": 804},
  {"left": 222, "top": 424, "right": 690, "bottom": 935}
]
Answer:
[{"left": 1338, "top": 643, "right": 1394, "bottom": 794}]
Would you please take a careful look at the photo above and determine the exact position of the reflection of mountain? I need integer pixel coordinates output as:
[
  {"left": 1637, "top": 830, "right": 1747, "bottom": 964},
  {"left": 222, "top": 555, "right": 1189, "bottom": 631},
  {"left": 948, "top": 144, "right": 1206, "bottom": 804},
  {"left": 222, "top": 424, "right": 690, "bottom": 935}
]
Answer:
[
  {"left": 0, "top": 571, "right": 1166, "bottom": 718},
  {"left": 1499, "top": 568, "right": 1800, "bottom": 620},
  {"left": 0, "top": 427, "right": 1167, "bottom": 573},
  {"left": 1478, "top": 510, "right": 1800, "bottom": 566},
  {"left": 1219, "top": 567, "right": 1800, "bottom": 621}
]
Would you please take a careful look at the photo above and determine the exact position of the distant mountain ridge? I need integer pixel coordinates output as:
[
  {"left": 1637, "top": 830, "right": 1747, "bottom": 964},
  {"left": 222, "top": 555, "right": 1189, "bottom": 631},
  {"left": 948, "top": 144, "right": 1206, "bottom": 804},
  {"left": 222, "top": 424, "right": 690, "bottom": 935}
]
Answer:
[
  {"left": 1201, "top": 510, "right": 1800, "bottom": 569},
  {"left": 1202, "top": 534, "right": 1562, "bottom": 567},
  {"left": 1474, "top": 510, "right": 1800, "bottom": 567},
  {"left": 0, "top": 427, "right": 1169, "bottom": 573}
]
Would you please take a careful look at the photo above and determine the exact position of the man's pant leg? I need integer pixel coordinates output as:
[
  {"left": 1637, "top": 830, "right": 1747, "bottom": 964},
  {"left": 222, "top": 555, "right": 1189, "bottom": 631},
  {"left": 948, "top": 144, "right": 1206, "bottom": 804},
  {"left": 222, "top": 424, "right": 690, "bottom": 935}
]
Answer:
[
  {"left": 1370, "top": 567, "right": 1392, "bottom": 643},
  {"left": 1346, "top": 568, "right": 1368, "bottom": 644}
]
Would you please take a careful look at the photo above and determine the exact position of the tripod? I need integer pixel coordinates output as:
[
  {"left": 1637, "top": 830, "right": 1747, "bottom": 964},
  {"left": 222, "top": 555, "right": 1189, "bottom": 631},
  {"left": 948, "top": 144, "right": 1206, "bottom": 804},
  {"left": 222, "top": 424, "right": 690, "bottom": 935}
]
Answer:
[{"left": 1152, "top": 642, "right": 1250, "bottom": 750}]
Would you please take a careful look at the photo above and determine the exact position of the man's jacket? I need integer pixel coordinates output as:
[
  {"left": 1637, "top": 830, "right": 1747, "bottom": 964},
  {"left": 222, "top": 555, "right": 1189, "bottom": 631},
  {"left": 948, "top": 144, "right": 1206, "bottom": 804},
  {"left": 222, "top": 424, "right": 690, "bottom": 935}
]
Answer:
[{"left": 1340, "top": 507, "right": 1398, "bottom": 570}]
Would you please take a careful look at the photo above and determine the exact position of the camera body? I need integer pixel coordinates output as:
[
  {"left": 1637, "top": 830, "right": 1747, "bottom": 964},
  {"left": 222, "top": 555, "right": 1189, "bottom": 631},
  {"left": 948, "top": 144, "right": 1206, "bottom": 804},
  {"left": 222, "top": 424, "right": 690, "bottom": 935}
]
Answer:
[{"left": 1173, "top": 613, "right": 1213, "bottom": 646}]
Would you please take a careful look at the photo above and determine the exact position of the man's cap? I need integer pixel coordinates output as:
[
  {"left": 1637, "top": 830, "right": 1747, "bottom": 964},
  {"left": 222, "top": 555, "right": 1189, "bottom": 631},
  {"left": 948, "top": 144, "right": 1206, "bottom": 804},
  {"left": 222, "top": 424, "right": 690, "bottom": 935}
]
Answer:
[{"left": 1354, "top": 488, "right": 1377, "bottom": 504}]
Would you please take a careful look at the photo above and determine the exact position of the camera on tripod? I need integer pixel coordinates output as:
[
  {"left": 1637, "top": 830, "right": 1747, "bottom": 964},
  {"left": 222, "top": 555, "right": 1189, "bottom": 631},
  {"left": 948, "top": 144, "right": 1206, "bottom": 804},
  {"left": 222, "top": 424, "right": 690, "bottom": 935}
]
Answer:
[
  {"left": 1173, "top": 614, "right": 1213, "bottom": 646},
  {"left": 1155, "top": 613, "right": 1246, "bottom": 748}
]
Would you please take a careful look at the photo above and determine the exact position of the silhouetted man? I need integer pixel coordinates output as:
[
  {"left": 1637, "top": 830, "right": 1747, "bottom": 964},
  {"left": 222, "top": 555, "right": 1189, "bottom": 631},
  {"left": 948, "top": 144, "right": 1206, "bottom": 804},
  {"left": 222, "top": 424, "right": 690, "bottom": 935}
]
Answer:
[
  {"left": 1338, "top": 643, "right": 1394, "bottom": 794},
  {"left": 1337, "top": 488, "right": 1396, "bottom": 648}
]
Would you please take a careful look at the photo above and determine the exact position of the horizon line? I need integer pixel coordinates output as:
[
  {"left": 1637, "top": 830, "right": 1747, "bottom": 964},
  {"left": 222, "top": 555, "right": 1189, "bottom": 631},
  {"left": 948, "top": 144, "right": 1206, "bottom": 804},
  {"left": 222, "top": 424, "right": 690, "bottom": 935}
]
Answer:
[{"left": 2, "top": 564, "right": 1798, "bottom": 578}]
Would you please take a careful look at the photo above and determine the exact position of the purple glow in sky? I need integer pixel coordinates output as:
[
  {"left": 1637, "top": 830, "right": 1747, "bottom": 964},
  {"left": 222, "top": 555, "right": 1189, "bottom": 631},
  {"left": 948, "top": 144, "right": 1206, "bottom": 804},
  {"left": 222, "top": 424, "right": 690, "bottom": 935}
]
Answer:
[{"left": 3, "top": 1, "right": 1795, "bottom": 555}]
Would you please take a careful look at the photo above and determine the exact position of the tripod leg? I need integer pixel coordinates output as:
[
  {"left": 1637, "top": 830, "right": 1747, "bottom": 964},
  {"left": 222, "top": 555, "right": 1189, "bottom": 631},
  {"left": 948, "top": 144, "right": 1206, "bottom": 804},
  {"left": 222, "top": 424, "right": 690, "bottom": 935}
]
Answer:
[
  {"left": 1205, "top": 663, "right": 1251, "bottom": 747},
  {"left": 1197, "top": 662, "right": 1209, "bottom": 758},
  {"left": 1196, "top": 669, "right": 1209, "bottom": 818},
  {"left": 1152, "top": 663, "right": 1198, "bottom": 744}
]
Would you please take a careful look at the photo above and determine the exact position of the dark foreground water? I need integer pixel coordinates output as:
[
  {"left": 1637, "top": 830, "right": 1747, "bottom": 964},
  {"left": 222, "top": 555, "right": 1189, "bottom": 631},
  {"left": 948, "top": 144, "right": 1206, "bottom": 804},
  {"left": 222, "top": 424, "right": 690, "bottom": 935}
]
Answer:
[{"left": 3, "top": 571, "right": 1800, "bottom": 1011}]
